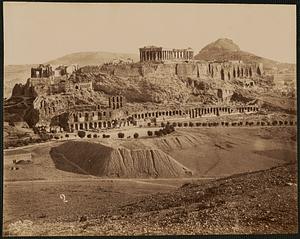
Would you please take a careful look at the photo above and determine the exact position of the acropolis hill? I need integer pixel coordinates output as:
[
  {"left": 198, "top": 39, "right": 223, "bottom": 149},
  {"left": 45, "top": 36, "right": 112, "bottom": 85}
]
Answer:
[{"left": 4, "top": 38, "right": 296, "bottom": 134}]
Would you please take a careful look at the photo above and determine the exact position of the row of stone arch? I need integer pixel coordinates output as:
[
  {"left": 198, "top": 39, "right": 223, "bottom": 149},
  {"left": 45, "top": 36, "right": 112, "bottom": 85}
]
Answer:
[
  {"left": 70, "top": 119, "right": 131, "bottom": 131},
  {"left": 131, "top": 106, "right": 259, "bottom": 120},
  {"left": 72, "top": 111, "right": 111, "bottom": 122}
]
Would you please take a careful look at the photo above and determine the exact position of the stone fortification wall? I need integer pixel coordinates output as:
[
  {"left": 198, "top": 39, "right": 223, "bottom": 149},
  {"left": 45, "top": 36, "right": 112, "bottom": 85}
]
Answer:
[
  {"left": 101, "top": 64, "right": 142, "bottom": 77},
  {"left": 99, "top": 61, "right": 262, "bottom": 80},
  {"left": 176, "top": 63, "right": 198, "bottom": 77}
]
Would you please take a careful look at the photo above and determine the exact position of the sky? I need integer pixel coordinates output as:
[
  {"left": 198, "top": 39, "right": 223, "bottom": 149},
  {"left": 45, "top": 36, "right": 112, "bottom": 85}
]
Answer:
[{"left": 3, "top": 2, "right": 296, "bottom": 65}]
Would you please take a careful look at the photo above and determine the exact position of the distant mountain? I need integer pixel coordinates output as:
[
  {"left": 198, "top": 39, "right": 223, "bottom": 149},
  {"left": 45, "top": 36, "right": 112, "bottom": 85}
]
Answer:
[
  {"left": 4, "top": 51, "right": 139, "bottom": 98},
  {"left": 46, "top": 51, "right": 139, "bottom": 66},
  {"left": 194, "top": 38, "right": 294, "bottom": 71}
]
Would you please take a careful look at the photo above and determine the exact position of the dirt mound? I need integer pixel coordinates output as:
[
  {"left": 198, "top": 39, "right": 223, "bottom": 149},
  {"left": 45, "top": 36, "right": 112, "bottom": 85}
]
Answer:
[
  {"left": 50, "top": 141, "right": 192, "bottom": 178},
  {"left": 152, "top": 134, "right": 202, "bottom": 151}
]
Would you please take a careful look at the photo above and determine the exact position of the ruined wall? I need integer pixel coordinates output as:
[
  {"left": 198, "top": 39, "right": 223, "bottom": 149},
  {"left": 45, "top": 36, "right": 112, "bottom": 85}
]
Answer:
[
  {"left": 150, "top": 64, "right": 176, "bottom": 76},
  {"left": 176, "top": 63, "right": 198, "bottom": 77},
  {"left": 113, "top": 64, "right": 141, "bottom": 77},
  {"left": 101, "top": 64, "right": 141, "bottom": 77},
  {"left": 197, "top": 63, "right": 209, "bottom": 78}
]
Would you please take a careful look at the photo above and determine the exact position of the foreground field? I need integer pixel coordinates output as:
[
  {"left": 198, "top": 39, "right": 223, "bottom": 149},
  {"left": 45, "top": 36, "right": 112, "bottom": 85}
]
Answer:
[
  {"left": 3, "top": 127, "right": 297, "bottom": 236},
  {"left": 4, "top": 163, "right": 298, "bottom": 236}
]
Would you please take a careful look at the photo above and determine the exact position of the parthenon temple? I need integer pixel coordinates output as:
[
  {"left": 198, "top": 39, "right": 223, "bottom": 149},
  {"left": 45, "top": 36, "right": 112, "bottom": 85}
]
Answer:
[{"left": 139, "top": 46, "right": 194, "bottom": 62}]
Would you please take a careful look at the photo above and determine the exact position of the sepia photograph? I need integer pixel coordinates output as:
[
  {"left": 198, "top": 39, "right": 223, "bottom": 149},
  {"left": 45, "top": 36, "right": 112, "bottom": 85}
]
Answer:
[{"left": 2, "top": 1, "right": 297, "bottom": 236}]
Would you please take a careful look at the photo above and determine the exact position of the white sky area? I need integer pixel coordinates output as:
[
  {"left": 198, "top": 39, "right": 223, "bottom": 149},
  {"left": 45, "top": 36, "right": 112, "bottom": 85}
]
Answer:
[{"left": 4, "top": 2, "right": 296, "bottom": 65}]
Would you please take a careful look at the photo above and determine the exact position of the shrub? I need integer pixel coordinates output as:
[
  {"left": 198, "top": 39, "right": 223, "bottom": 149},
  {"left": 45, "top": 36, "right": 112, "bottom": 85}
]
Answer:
[
  {"left": 272, "top": 121, "right": 278, "bottom": 126},
  {"left": 147, "top": 131, "right": 153, "bottom": 136},
  {"left": 172, "top": 122, "right": 177, "bottom": 127},
  {"left": 102, "top": 134, "right": 110, "bottom": 138},
  {"left": 118, "top": 132, "right": 125, "bottom": 138},
  {"left": 87, "top": 134, "right": 91, "bottom": 138},
  {"left": 133, "top": 133, "right": 139, "bottom": 138},
  {"left": 65, "top": 134, "right": 69, "bottom": 138},
  {"left": 161, "top": 122, "right": 165, "bottom": 127},
  {"left": 78, "top": 131, "right": 86, "bottom": 138},
  {"left": 54, "top": 136, "right": 60, "bottom": 140},
  {"left": 154, "top": 131, "right": 160, "bottom": 136},
  {"left": 165, "top": 124, "right": 175, "bottom": 134},
  {"left": 93, "top": 134, "right": 98, "bottom": 138},
  {"left": 147, "top": 122, "right": 151, "bottom": 127}
]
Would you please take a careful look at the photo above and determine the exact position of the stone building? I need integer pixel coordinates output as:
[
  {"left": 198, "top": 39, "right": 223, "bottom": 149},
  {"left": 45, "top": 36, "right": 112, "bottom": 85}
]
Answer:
[
  {"left": 31, "top": 64, "right": 53, "bottom": 78},
  {"left": 139, "top": 46, "right": 194, "bottom": 62}
]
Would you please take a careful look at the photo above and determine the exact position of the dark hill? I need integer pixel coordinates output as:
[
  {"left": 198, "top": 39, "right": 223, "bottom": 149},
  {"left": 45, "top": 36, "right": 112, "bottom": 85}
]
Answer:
[
  {"left": 194, "top": 38, "right": 293, "bottom": 71},
  {"left": 103, "top": 162, "right": 297, "bottom": 234}
]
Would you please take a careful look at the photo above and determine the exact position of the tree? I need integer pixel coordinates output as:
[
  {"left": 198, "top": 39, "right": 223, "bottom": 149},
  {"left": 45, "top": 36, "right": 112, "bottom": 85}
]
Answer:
[
  {"left": 65, "top": 134, "right": 69, "bottom": 138},
  {"left": 118, "top": 132, "right": 125, "bottom": 138},
  {"left": 87, "top": 134, "right": 92, "bottom": 138},
  {"left": 147, "top": 131, "right": 153, "bottom": 136},
  {"left": 78, "top": 131, "right": 86, "bottom": 138},
  {"left": 189, "top": 122, "right": 194, "bottom": 127},
  {"left": 133, "top": 133, "right": 139, "bottom": 138},
  {"left": 93, "top": 134, "right": 98, "bottom": 138}
]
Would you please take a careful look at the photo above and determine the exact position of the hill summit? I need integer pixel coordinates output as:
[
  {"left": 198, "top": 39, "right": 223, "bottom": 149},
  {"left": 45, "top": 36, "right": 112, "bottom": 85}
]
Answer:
[
  {"left": 200, "top": 38, "right": 240, "bottom": 53},
  {"left": 194, "top": 38, "right": 279, "bottom": 70}
]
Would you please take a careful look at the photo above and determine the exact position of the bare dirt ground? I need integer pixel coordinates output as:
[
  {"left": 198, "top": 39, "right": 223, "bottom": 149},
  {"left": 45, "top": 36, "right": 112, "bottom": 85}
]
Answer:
[{"left": 3, "top": 126, "right": 297, "bottom": 236}]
